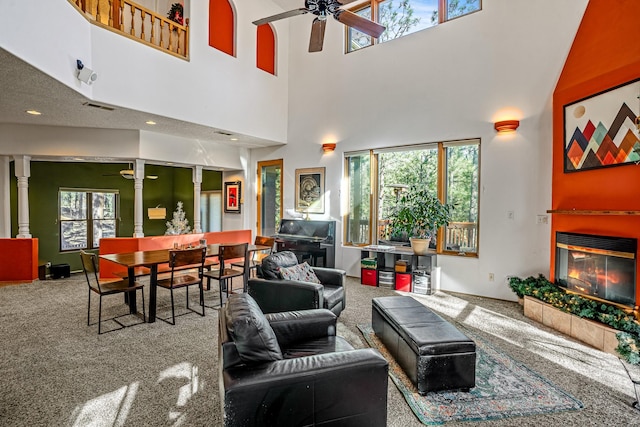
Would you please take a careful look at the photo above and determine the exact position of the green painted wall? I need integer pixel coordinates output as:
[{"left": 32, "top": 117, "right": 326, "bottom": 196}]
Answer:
[{"left": 10, "top": 161, "right": 222, "bottom": 271}]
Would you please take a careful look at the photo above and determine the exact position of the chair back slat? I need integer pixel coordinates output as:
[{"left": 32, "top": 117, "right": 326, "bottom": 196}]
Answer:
[
  {"left": 255, "top": 236, "right": 275, "bottom": 248},
  {"left": 169, "top": 247, "right": 206, "bottom": 269},
  {"left": 80, "top": 250, "right": 101, "bottom": 292},
  {"left": 219, "top": 243, "right": 248, "bottom": 269}
]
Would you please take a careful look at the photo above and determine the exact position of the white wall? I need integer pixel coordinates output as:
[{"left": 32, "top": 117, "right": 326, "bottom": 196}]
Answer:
[
  {"left": 1, "top": 0, "right": 290, "bottom": 144},
  {"left": 251, "top": 0, "right": 589, "bottom": 301}
]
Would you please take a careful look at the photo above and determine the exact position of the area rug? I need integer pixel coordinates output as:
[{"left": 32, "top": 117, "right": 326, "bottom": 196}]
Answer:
[{"left": 357, "top": 324, "right": 583, "bottom": 425}]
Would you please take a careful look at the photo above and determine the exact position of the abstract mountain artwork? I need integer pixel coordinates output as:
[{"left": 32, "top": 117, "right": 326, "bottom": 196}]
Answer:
[{"left": 564, "top": 79, "right": 640, "bottom": 172}]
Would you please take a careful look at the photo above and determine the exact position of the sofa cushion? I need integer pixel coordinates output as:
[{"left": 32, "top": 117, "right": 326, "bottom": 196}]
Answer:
[
  {"left": 260, "top": 251, "right": 299, "bottom": 280},
  {"left": 224, "top": 293, "right": 283, "bottom": 364},
  {"left": 279, "top": 262, "right": 321, "bottom": 284}
]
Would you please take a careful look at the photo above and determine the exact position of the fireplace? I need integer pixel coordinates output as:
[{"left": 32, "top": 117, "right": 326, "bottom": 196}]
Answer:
[{"left": 555, "top": 232, "right": 636, "bottom": 308}]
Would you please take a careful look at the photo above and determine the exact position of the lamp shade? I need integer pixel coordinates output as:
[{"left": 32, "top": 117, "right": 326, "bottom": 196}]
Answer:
[
  {"left": 494, "top": 120, "right": 520, "bottom": 133},
  {"left": 322, "top": 143, "right": 337, "bottom": 152},
  {"left": 148, "top": 207, "right": 166, "bottom": 220}
]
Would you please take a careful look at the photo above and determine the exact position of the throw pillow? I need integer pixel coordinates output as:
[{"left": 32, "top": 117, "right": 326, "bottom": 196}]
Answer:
[
  {"left": 224, "top": 293, "right": 283, "bottom": 364},
  {"left": 279, "top": 262, "right": 322, "bottom": 284}
]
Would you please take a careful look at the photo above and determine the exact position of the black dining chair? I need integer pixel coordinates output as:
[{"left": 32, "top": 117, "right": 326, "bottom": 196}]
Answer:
[
  {"left": 232, "top": 236, "right": 275, "bottom": 278},
  {"left": 203, "top": 243, "right": 249, "bottom": 307},
  {"left": 80, "top": 250, "right": 146, "bottom": 334},
  {"left": 156, "top": 247, "right": 207, "bottom": 325}
]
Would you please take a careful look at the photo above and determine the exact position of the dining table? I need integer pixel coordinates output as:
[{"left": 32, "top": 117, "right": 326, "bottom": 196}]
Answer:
[{"left": 100, "top": 243, "right": 270, "bottom": 323}]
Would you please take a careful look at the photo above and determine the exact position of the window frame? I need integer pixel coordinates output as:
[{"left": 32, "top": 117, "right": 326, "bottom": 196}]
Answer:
[
  {"left": 345, "top": 0, "right": 482, "bottom": 53},
  {"left": 343, "top": 138, "right": 480, "bottom": 257},
  {"left": 59, "top": 188, "right": 119, "bottom": 252}
]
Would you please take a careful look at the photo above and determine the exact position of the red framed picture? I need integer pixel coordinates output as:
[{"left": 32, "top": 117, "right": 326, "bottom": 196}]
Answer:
[{"left": 224, "top": 181, "right": 241, "bottom": 213}]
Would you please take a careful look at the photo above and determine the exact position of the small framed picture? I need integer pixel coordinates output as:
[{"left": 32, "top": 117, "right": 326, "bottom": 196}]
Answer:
[
  {"left": 295, "top": 167, "right": 325, "bottom": 213},
  {"left": 224, "top": 181, "right": 241, "bottom": 213}
]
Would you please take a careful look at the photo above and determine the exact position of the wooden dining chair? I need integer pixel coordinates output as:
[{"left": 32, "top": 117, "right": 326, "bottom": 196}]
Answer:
[
  {"left": 232, "top": 236, "right": 275, "bottom": 278},
  {"left": 203, "top": 243, "right": 249, "bottom": 307},
  {"left": 80, "top": 250, "right": 146, "bottom": 334},
  {"left": 156, "top": 247, "right": 207, "bottom": 325}
]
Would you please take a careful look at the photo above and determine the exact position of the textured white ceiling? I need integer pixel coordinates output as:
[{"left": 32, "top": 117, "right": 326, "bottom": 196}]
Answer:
[{"left": 0, "top": 48, "right": 280, "bottom": 150}]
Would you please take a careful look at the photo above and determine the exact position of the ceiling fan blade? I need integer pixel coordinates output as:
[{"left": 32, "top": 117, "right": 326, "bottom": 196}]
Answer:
[
  {"left": 336, "top": 0, "right": 358, "bottom": 5},
  {"left": 253, "top": 8, "right": 309, "bottom": 26},
  {"left": 308, "top": 18, "right": 326, "bottom": 52},
  {"left": 334, "top": 10, "right": 386, "bottom": 39}
]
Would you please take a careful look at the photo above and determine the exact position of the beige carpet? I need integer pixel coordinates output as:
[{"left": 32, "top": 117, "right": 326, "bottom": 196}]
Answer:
[{"left": 0, "top": 274, "right": 638, "bottom": 426}]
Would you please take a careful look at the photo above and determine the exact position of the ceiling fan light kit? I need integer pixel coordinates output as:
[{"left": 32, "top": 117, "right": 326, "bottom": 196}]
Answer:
[{"left": 253, "top": 0, "right": 385, "bottom": 53}]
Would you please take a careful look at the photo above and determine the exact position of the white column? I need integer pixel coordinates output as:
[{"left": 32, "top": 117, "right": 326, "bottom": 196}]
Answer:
[
  {"left": 192, "top": 166, "right": 202, "bottom": 233},
  {"left": 14, "top": 155, "right": 31, "bottom": 238},
  {"left": 133, "top": 159, "right": 145, "bottom": 237},
  {"left": 0, "top": 157, "right": 10, "bottom": 238}
]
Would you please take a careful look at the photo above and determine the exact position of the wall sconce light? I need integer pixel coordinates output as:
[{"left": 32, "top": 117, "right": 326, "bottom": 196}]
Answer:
[
  {"left": 322, "top": 143, "right": 337, "bottom": 153},
  {"left": 148, "top": 206, "right": 166, "bottom": 220},
  {"left": 494, "top": 120, "right": 520, "bottom": 133},
  {"left": 76, "top": 59, "right": 98, "bottom": 85}
]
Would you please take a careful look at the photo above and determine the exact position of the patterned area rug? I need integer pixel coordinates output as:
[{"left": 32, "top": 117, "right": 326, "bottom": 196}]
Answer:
[{"left": 357, "top": 324, "right": 583, "bottom": 425}]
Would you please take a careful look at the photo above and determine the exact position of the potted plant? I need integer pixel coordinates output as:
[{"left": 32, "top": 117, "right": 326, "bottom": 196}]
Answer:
[{"left": 387, "top": 185, "right": 452, "bottom": 255}]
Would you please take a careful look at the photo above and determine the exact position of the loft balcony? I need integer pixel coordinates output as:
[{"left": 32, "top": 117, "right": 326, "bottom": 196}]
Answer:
[{"left": 68, "top": 0, "right": 189, "bottom": 59}]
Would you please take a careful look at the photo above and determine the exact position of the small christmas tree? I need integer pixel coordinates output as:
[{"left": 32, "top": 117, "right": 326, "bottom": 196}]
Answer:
[{"left": 165, "top": 201, "right": 191, "bottom": 235}]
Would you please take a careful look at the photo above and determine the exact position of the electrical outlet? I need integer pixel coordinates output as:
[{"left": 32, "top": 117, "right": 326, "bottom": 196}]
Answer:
[
  {"left": 488, "top": 273, "right": 495, "bottom": 281},
  {"left": 536, "top": 215, "right": 548, "bottom": 224}
]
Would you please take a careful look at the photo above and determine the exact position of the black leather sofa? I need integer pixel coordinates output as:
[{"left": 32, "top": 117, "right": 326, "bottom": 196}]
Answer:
[
  {"left": 219, "top": 293, "right": 389, "bottom": 426},
  {"left": 247, "top": 251, "right": 346, "bottom": 316}
]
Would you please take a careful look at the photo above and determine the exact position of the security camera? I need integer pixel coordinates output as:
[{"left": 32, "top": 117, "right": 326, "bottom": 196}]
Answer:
[{"left": 76, "top": 59, "right": 97, "bottom": 85}]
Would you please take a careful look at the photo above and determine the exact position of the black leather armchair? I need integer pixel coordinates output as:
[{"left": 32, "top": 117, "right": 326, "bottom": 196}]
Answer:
[
  {"left": 248, "top": 251, "right": 346, "bottom": 316},
  {"left": 219, "top": 293, "right": 388, "bottom": 427}
]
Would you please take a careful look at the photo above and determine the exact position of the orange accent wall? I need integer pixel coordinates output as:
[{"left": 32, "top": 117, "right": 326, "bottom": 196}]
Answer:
[
  {"left": 551, "top": 0, "right": 640, "bottom": 300},
  {"left": 0, "top": 238, "right": 38, "bottom": 283},
  {"left": 257, "top": 24, "right": 276, "bottom": 75},
  {"left": 98, "top": 230, "right": 252, "bottom": 278},
  {"left": 209, "top": 0, "right": 235, "bottom": 56}
]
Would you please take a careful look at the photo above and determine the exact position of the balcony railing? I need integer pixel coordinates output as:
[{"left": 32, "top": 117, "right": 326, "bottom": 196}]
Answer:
[{"left": 69, "top": 0, "right": 189, "bottom": 59}]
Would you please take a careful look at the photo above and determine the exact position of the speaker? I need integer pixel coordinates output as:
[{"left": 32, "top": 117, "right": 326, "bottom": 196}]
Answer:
[{"left": 77, "top": 67, "right": 98, "bottom": 84}]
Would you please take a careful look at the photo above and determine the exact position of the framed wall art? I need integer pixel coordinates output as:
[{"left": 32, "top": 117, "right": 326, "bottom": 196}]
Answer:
[
  {"left": 295, "top": 167, "right": 325, "bottom": 214},
  {"left": 224, "top": 181, "right": 241, "bottom": 213},
  {"left": 564, "top": 78, "right": 640, "bottom": 172}
]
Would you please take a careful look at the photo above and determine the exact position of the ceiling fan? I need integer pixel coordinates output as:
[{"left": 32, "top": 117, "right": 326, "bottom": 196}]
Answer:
[
  {"left": 103, "top": 164, "right": 158, "bottom": 180},
  {"left": 253, "top": 0, "right": 386, "bottom": 52}
]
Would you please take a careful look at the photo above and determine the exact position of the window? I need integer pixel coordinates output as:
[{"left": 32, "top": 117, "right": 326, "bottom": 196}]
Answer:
[
  {"left": 344, "top": 152, "right": 371, "bottom": 245},
  {"left": 201, "top": 191, "right": 222, "bottom": 232},
  {"left": 344, "top": 139, "right": 480, "bottom": 256},
  {"left": 347, "top": 0, "right": 481, "bottom": 53},
  {"left": 59, "top": 189, "right": 118, "bottom": 251},
  {"left": 443, "top": 141, "right": 479, "bottom": 255}
]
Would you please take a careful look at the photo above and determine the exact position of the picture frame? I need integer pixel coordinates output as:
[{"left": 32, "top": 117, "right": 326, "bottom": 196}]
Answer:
[
  {"left": 224, "top": 181, "right": 241, "bottom": 213},
  {"left": 564, "top": 78, "right": 640, "bottom": 173},
  {"left": 295, "top": 167, "right": 325, "bottom": 214}
]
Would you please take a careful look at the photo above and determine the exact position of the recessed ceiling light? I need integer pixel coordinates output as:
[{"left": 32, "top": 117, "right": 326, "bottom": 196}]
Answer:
[
  {"left": 146, "top": 120, "right": 156, "bottom": 125},
  {"left": 26, "top": 110, "right": 41, "bottom": 115},
  {"left": 230, "top": 137, "right": 238, "bottom": 141}
]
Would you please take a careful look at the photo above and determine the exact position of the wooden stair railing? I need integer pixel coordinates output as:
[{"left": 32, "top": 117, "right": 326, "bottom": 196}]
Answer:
[{"left": 69, "top": 0, "right": 189, "bottom": 59}]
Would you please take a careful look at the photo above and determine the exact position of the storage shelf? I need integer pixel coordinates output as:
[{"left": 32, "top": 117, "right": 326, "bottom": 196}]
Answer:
[{"left": 547, "top": 210, "right": 640, "bottom": 216}]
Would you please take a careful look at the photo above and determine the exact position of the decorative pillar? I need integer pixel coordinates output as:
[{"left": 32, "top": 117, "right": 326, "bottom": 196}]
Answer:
[
  {"left": 14, "top": 155, "right": 32, "bottom": 238},
  {"left": 0, "top": 156, "right": 11, "bottom": 238},
  {"left": 193, "top": 166, "right": 202, "bottom": 233},
  {"left": 133, "top": 159, "right": 145, "bottom": 237}
]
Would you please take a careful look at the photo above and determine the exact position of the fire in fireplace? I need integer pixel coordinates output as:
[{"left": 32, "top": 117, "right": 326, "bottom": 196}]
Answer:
[{"left": 555, "top": 232, "right": 636, "bottom": 308}]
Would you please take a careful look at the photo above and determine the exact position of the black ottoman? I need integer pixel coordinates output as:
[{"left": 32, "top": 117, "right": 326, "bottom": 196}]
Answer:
[{"left": 372, "top": 296, "right": 476, "bottom": 394}]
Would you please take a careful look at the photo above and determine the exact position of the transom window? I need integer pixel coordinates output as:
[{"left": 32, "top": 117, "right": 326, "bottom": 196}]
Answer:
[
  {"left": 59, "top": 189, "right": 118, "bottom": 251},
  {"left": 347, "top": 0, "right": 481, "bottom": 53},
  {"left": 344, "top": 139, "right": 479, "bottom": 256}
]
